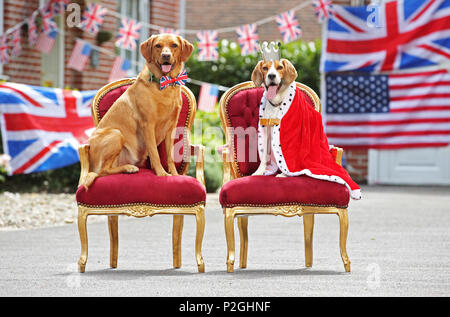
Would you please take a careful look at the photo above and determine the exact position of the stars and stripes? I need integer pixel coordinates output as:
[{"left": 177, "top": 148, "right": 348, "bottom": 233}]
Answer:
[
  {"left": 79, "top": 3, "right": 108, "bottom": 35},
  {"left": 322, "top": 0, "right": 450, "bottom": 72},
  {"left": 0, "top": 83, "right": 96, "bottom": 175},
  {"left": 324, "top": 69, "right": 450, "bottom": 149},
  {"left": 160, "top": 70, "right": 188, "bottom": 90},
  {"left": 196, "top": 30, "right": 219, "bottom": 61},
  {"left": 275, "top": 10, "right": 302, "bottom": 43},
  {"left": 312, "top": 0, "right": 334, "bottom": 23},
  {"left": 198, "top": 83, "right": 219, "bottom": 112},
  {"left": 115, "top": 17, "right": 142, "bottom": 51},
  {"left": 35, "top": 30, "right": 58, "bottom": 54},
  {"left": 27, "top": 12, "right": 39, "bottom": 47},
  {"left": 108, "top": 56, "right": 131, "bottom": 82},
  {"left": 235, "top": 24, "right": 259, "bottom": 56},
  {"left": 68, "top": 39, "right": 93, "bottom": 72}
]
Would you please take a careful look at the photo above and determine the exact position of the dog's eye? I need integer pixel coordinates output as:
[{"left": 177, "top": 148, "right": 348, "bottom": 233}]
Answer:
[
  {"left": 155, "top": 44, "right": 161, "bottom": 48},
  {"left": 277, "top": 66, "right": 283, "bottom": 70},
  {"left": 262, "top": 67, "right": 268, "bottom": 71},
  {"left": 171, "top": 44, "right": 178, "bottom": 48}
]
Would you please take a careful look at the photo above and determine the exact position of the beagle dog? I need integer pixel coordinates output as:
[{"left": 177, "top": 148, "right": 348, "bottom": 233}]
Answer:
[
  {"left": 82, "top": 34, "right": 194, "bottom": 189},
  {"left": 251, "top": 58, "right": 298, "bottom": 176}
]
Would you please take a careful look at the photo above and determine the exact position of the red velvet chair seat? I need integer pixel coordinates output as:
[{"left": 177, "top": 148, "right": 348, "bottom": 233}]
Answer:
[
  {"left": 76, "top": 168, "right": 206, "bottom": 207},
  {"left": 219, "top": 175, "right": 350, "bottom": 208}
]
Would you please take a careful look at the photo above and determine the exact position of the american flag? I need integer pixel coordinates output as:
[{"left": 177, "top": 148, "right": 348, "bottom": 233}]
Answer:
[
  {"left": 321, "top": 0, "right": 450, "bottom": 72},
  {"left": 0, "top": 83, "right": 96, "bottom": 175},
  {"left": 40, "top": 4, "right": 58, "bottom": 35},
  {"left": 79, "top": 3, "right": 108, "bottom": 35},
  {"left": 116, "top": 17, "right": 142, "bottom": 51},
  {"left": 324, "top": 69, "right": 450, "bottom": 149},
  {"left": 275, "top": 10, "right": 302, "bottom": 43},
  {"left": 196, "top": 30, "right": 219, "bottom": 61},
  {"left": 27, "top": 12, "right": 38, "bottom": 47},
  {"left": 35, "top": 30, "right": 58, "bottom": 54},
  {"left": 11, "top": 29, "right": 21, "bottom": 57},
  {"left": 235, "top": 24, "right": 259, "bottom": 56},
  {"left": 312, "top": 0, "right": 334, "bottom": 23},
  {"left": 0, "top": 35, "right": 9, "bottom": 64},
  {"left": 198, "top": 83, "right": 219, "bottom": 112},
  {"left": 68, "top": 39, "right": 93, "bottom": 72},
  {"left": 159, "top": 27, "right": 180, "bottom": 35},
  {"left": 109, "top": 56, "right": 131, "bottom": 82}
]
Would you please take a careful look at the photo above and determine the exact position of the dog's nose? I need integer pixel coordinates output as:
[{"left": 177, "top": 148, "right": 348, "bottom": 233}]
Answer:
[
  {"left": 268, "top": 74, "right": 276, "bottom": 80},
  {"left": 162, "top": 53, "right": 171, "bottom": 60}
]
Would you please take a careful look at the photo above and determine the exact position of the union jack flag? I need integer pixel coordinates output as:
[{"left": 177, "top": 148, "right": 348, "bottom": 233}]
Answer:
[
  {"left": 160, "top": 70, "right": 188, "bottom": 90},
  {"left": 27, "top": 12, "right": 39, "bottom": 47},
  {"left": 196, "top": 30, "right": 219, "bottom": 61},
  {"left": 321, "top": 0, "right": 450, "bottom": 72},
  {"left": 0, "top": 83, "right": 96, "bottom": 175},
  {"left": 0, "top": 35, "right": 9, "bottom": 64},
  {"left": 116, "top": 17, "right": 142, "bottom": 51},
  {"left": 49, "top": 0, "right": 69, "bottom": 16},
  {"left": 275, "top": 10, "right": 302, "bottom": 43},
  {"left": 11, "top": 29, "right": 21, "bottom": 57},
  {"left": 236, "top": 24, "right": 259, "bottom": 56},
  {"left": 159, "top": 27, "right": 180, "bottom": 35},
  {"left": 40, "top": 4, "right": 58, "bottom": 35},
  {"left": 312, "top": 0, "right": 334, "bottom": 23},
  {"left": 79, "top": 3, "right": 108, "bottom": 35}
]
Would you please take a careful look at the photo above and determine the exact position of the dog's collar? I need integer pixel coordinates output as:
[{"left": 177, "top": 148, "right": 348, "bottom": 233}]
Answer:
[{"left": 147, "top": 69, "right": 159, "bottom": 84}]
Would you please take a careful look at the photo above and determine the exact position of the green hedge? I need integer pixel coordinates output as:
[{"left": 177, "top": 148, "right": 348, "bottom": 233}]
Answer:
[{"left": 0, "top": 39, "right": 321, "bottom": 193}]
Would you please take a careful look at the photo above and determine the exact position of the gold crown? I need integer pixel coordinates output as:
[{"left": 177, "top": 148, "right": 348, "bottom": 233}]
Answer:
[{"left": 260, "top": 41, "right": 281, "bottom": 61}]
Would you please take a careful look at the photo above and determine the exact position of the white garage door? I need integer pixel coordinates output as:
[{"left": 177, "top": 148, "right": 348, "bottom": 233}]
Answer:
[{"left": 368, "top": 146, "right": 450, "bottom": 185}]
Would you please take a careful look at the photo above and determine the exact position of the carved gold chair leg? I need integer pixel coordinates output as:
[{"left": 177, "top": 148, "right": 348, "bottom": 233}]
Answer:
[
  {"left": 337, "top": 209, "right": 351, "bottom": 272},
  {"left": 195, "top": 206, "right": 205, "bottom": 273},
  {"left": 238, "top": 216, "right": 248, "bottom": 269},
  {"left": 303, "top": 214, "right": 314, "bottom": 268},
  {"left": 224, "top": 208, "right": 236, "bottom": 272},
  {"left": 108, "top": 216, "right": 119, "bottom": 269},
  {"left": 77, "top": 207, "right": 88, "bottom": 273},
  {"left": 172, "top": 215, "right": 184, "bottom": 269}
]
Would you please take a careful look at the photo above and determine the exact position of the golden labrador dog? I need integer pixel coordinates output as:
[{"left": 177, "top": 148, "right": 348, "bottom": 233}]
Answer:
[
  {"left": 251, "top": 58, "right": 297, "bottom": 176},
  {"left": 82, "top": 34, "right": 194, "bottom": 190}
]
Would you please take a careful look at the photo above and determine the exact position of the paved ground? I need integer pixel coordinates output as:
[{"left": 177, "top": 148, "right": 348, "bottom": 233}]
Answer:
[{"left": 0, "top": 185, "right": 449, "bottom": 297}]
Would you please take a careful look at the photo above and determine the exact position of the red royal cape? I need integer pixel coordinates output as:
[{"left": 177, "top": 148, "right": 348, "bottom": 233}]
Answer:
[{"left": 258, "top": 83, "right": 361, "bottom": 200}]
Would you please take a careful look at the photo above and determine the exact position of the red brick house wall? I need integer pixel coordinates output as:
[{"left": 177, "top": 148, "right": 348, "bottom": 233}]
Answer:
[{"left": 3, "top": 0, "right": 42, "bottom": 85}]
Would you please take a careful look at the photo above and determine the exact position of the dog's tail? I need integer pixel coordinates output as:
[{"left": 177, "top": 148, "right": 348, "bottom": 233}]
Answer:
[{"left": 82, "top": 172, "right": 99, "bottom": 191}]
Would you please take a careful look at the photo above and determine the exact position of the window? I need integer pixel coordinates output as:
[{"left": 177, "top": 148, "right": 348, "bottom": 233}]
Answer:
[{"left": 118, "top": 0, "right": 150, "bottom": 76}]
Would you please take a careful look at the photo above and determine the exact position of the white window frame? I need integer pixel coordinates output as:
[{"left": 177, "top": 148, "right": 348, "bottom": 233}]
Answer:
[{"left": 118, "top": 0, "right": 149, "bottom": 76}]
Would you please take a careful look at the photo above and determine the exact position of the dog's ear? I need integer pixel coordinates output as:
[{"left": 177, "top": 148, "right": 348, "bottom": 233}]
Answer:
[
  {"left": 140, "top": 35, "right": 156, "bottom": 63},
  {"left": 178, "top": 36, "right": 194, "bottom": 63},
  {"left": 251, "top": 61, "right": 264, "bottom": 87},
  {"left": 281, "top": 59, "right": 298, "bottom": 84}
]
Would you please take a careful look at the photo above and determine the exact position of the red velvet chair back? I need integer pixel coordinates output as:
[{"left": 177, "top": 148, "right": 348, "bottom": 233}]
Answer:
[
  {"left": 219, "top": 81, "right": 321, "bottom": 178},
  {"left": 92, "top": 78, "right": 196, "bottom": 174}
]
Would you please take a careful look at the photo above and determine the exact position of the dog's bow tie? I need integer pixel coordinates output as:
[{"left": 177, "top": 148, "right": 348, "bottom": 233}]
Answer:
[{"left": 160, "top": 71, "right": 188, "bottom": 90}]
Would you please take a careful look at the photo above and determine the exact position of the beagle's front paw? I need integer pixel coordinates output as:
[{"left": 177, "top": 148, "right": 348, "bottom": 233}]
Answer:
[{"left": 276, "top": 173, "right": 287, "bottom": 178}]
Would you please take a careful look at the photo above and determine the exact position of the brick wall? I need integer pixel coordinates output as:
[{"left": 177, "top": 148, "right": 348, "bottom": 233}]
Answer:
[
  {"left": 64, "top": 0, "right": 119, "bottom": 90},
  {"left": 151, "top": 0, "right": 179, "bottom": 30},
  {"left": 3, "top": 0, "right": 42, "bottom": 85}
]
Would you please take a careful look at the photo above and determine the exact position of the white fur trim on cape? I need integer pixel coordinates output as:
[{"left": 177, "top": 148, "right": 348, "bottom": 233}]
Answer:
[{"left": 258, "top": 83, "right": 362, "bottom": 201}]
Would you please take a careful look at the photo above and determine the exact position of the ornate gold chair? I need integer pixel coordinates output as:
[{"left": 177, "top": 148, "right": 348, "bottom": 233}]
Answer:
[
  {"left": 75, "top": 78, "right": 206, "bottom": 273},
  {"left": 219, "top": 81, "right": 351, "bottom": 272}
]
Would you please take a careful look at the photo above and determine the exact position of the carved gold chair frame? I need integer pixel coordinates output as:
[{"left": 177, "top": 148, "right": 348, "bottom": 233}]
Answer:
[
  {"left": 219, "top": 81, "right": 350, "bottom": 273},
  {"left": 77, "top": 78, "right": 206, "bottom": 273}
]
